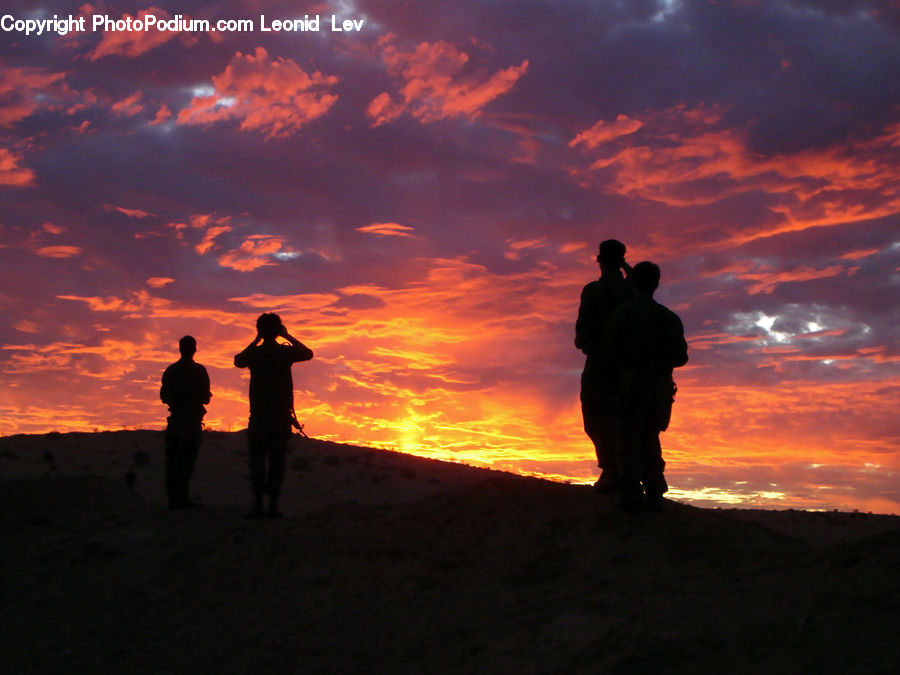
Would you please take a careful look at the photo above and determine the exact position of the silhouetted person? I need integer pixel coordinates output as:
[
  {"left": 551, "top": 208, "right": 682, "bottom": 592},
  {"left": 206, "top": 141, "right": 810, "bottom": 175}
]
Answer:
[
  {"left": 234, "top": 313, "right": 313, "bottom": 518},
  {"left": 575, "top": 239, "right": 635, "bottom": 492},
  {"left": 160, "top": 335, "right": 211, "bottom": 508},
  {"left": 606, "top": 262, "right": 688, "bottom": 512}
]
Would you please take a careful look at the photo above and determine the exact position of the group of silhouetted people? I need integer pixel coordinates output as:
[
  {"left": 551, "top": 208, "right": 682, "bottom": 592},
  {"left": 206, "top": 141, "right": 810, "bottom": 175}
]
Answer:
[
  {"left": 160, "top": 239, "right": 686, "bottom": 516},
  {"left": 160, "top": 314, "right": 313, "bottom": 517},
  {"left": 576, "top": 240, "right": 688, "bottom": 512}
]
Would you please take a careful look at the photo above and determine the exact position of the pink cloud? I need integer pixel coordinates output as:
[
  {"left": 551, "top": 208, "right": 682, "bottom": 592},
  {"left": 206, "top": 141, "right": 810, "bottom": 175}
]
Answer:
[
  {"left": 104, "top": 204, "right": 154, "bottom": 218},
  {"left": 356, "top": 222, "right": 416, "bottom": 237},
  {"left": 111, "top": 92, "right": 144, "bottom": 117},
  {"left": 367, "top": 35, "right": 528, "bottom": 126},
  {"left": 569, "top": 114, "right": 644, "bottom": 149},
  {"left": 838, "top": 248, "right": 880, "bottom": 260},
  {"left": 176, "top": 47, "right": 338, "bottom": 139},
  {"left": 12, "top": 320, "right": 41, "bottom": 333},
  {"left": 0, "top": 67, "right": 67, "bottom": 127},
  {"left": 558, "top": 242, "right": 588, "bottom": 255},
  {"left": 229, "top": 292, "right": 340, "bottom": 311},
  {"left": 736, "top": 265, "right": 846, "bottom": 294},
  {"left": 0, "top": 148, "right": 35, "bottom": 186},
  {"left": 88, "top": 8, "right": 185, "bottom": 61},
  {"left": 150, "top": 104, "right": 171, "bottom": 125},
  {"left": 504, "top": 237, "right": 547, "bottom": 260}
]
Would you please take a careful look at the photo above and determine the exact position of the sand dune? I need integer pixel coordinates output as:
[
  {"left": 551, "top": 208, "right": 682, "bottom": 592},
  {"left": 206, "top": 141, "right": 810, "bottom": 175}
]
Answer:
[{"left": 2, "top": 431, "right": 898, "bottom": 673}]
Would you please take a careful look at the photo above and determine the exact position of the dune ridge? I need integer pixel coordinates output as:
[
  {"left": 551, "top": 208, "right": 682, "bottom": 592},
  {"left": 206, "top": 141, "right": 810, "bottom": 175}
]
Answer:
[{"left": 2, "top": 430, "right": 898, "bottom": 673}]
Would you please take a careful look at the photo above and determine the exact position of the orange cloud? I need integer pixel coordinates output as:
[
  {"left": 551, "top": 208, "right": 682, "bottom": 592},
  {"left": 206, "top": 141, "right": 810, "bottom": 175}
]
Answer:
[
  {"left": 162, "top": 213, "right": 232, "bottom": 253},
  {"left": 216, "top": 235, "right": 290, "bottom": 271},
  {"left": 0, "top": 148, "right": 35, "bottom": 186},
  {"left": 368, "top": 35, "right": 528, "bottom": 126},
  {"left": 55, "top": 290, "right": 243, "bottom": 329},
  {"left": 356, "top": 222, "right": 416, "bottom": 237},
  {"left": 88, "top": 8, "right": 184, "bottom": 61},
  {"left": 571, "top": 105, "right": 900, "bottom": 246},
  {"left": 35, "top": 246, "right": 82, "bottom": 258},
  {"left": 195, "top": 224, "right": 233, "bottom": 255},
  {"left": 145, "top": 277, "right": 174, "bottom": 288},
  {"left": 187, "top": 214, "right": 224, "bottom": 229},
  {"left": 57, "top": 291, "right": 159, "bottom": 313},
  {"left": 176, "top": 47, "right": 338, "bottom": 139}
]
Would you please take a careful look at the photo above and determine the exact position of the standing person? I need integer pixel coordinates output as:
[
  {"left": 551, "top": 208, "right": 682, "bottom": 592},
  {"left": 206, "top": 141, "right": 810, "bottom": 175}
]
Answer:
[
  {"left": 575, "top": 239, "right": 635, "bottom": 492},
  {"left": 160, "top": 335, "right": 211, "bottom": 509},
  {"left": 606, "top": 262, "right": 688, "bottom": 512},
  {"left": 234, "top": 313, "right": 313, "bottom": 518}
]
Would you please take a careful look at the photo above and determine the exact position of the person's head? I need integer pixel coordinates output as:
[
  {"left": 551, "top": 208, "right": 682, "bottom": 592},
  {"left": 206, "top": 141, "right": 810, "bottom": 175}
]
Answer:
[
  {"left": 632, "top": 261, "right": 661, "bottom": 296},
  {"left": 597, "top": 239, "right": 626, "bottom": 268},
  {"left": 256, "top": 312, "right": 284, "bottom": 340},
  {"left": 178, "top": 335, "right": 197, "bottom": 358}
]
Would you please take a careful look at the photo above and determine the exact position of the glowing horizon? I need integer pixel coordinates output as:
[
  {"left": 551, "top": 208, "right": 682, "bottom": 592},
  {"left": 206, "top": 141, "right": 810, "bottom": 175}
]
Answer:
[{"left": 2, "top": 1, "right": 898, "bottom": 514}]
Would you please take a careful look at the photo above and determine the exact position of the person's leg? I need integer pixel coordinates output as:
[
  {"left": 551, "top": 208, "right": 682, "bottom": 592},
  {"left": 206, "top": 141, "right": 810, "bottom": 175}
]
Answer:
[
  {"left": 641, "top": 430, "right": 667, "bottom": 511},
  {"left": 175, "top": 421, "right": 202, "bottom": 506},
  {"left": 247, "top": 422, "right": 266, "bottom": 516},
  {"left": 164, "top": 423, "right": 179, "bottom": 507},
  {"left": 265, "top": 424, "right": 290, "bottom": 516},
  {"left": 617, "top": 411, "right": 645, "bottom": 513},
  {"left": 582, "top": 370, "right": 618, "bottom": 490},
  {"left": 596, "top": 401, "right": 620, "bottom": 490},
  {"left": 183, "top": 422, "right": 201, "bottom": 484},
  {"left": 642, "top": 380, "right": 670, "bottom": 511}
]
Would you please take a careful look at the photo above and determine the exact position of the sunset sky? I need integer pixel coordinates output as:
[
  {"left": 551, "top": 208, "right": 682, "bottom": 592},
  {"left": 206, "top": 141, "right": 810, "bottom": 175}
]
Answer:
[{"left": 2, "top": 0, "right": 898, "bottom": 513}]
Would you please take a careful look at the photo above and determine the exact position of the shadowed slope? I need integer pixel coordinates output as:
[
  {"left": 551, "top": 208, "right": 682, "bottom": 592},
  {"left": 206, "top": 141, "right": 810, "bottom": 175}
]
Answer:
[{"left": 2, "top": 433, "right": 898, "bottom": 674}]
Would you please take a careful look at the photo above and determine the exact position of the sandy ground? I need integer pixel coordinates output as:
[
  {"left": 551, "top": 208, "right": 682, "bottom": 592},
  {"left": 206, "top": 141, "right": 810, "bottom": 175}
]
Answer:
[{"left": 2, "top": 430, "right": 899, "bottom": 674}]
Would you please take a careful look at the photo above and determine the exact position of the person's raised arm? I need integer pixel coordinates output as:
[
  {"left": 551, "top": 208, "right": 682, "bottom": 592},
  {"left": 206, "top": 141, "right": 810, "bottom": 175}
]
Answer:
[
  {"left": 279, "top": 324, "right": 314, "bottom": 362},
  {"left": 234, "top": 332, "right": 262, "bottom": 368}
]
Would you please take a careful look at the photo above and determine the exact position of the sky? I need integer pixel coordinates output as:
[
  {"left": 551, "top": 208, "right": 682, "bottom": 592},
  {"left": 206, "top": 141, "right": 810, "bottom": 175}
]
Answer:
[{"left": 2, "top": 0, "right": 899, "bottom": 513}]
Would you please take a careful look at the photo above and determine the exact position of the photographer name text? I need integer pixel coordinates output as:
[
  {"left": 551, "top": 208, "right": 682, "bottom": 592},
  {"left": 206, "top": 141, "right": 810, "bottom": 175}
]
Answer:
[{"left": 2, "top": 13, "right": 365, "bottom": 37}]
